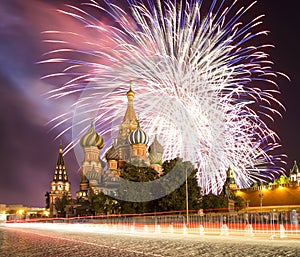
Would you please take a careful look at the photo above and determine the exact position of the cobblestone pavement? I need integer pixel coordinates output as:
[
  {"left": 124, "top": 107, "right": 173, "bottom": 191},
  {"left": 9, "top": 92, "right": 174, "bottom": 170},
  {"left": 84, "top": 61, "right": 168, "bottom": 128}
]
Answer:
[{"left": 1, "top": 225, "right": 300, "bottom": 257}]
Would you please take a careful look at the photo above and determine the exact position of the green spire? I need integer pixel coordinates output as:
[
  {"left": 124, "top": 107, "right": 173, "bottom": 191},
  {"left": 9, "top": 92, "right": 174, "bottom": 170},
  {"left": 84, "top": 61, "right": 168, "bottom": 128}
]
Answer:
[{"left": 290, "top": 160, "right": 299, "bottom": 175}]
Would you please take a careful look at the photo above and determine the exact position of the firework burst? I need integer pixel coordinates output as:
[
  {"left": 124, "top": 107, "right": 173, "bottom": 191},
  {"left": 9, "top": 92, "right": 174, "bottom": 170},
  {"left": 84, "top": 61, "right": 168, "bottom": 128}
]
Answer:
[{"left": 40, "top": 0, "right": 287, "bottom": 195}]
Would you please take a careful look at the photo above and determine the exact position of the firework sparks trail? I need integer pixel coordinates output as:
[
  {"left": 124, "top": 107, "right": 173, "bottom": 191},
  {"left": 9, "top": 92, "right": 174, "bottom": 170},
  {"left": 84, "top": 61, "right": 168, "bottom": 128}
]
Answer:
[{"left": 40, "top": 0, "right": 287, "bottom": 197}]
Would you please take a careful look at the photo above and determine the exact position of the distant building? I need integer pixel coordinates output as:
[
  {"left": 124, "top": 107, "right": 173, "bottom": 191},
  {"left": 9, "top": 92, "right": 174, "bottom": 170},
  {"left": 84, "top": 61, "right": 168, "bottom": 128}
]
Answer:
[
  {"left": 289, "top": 160, "right": 300, "bottom": 185},
  {"left": 224, "top": 161, "right": 300, "bottom": 212},
  {"left": 0, "top": 204, "right": 6, "bottom": 222},
  {"left": 49, "top": 144, "right": 72, "bottom": 217},
  {"left": 0, "top": 204, "right": 6, "bottom": 213},
  {"left": 225, "top": 166, "right": 237, "bottom": 190},
  {"left": 0, "top": 204, "right": 48, "bottom": 221}
]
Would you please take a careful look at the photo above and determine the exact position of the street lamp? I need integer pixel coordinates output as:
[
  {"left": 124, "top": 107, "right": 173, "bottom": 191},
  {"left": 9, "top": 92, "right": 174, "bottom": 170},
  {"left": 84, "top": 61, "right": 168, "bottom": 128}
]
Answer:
[
  {"left": 259, "top": 192, "right": 264, "bottom": 212},
  {"left": 246, "top": 200, "right": 250, "bottom": 211},
  {"left": 185, "top": 168, "right": 189, "bottom": 225}
]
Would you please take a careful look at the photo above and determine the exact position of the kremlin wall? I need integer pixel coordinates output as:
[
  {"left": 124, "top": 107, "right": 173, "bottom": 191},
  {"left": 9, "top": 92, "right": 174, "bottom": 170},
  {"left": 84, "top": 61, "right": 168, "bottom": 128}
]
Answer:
[{"left": 232, "top": 161, "right": 300, "bottom": 212}]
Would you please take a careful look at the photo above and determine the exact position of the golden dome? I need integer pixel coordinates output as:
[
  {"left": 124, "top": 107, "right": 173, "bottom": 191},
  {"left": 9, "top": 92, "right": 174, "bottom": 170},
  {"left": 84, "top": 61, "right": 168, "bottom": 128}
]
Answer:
[
  {"left": 80, "top": 122, "right": 104, "bottom": 149},
  {"left": 127, "top": 81, "right": 135, "bottom": 98}
]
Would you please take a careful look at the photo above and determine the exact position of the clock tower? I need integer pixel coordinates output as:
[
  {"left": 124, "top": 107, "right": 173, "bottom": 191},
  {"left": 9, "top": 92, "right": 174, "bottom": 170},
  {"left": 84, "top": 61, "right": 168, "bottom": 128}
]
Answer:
[{"left": 49, "top": 144, "right": 72, "bottom": 217}]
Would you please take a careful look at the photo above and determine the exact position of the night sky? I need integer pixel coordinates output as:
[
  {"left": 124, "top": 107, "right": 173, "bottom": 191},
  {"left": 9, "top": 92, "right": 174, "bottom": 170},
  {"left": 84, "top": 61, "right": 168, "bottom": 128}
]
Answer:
[{"left": 0, "top": 0, "right": 299, "bottom": 207}]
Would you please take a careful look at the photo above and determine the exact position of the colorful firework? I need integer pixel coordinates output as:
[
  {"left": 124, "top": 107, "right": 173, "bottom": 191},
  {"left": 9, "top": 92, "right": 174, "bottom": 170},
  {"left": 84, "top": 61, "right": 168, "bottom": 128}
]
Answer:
[{"left": 40, "top": 0, "right": 287, "bottom": 195}]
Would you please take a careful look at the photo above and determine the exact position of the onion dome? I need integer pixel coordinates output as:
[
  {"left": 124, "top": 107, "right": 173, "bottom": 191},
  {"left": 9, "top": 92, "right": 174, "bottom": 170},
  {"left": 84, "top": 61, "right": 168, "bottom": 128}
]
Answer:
[
  {"left": 149, "top": 135, "right": 163, "bottom": 154},
  {"left": 105, "top": 146, "right": 120, "bottom": 161},
  {"left": 126, "top": 81, "right": 135, "bottom": 99},
  {"left": 103, "top": 169, "right": 120, "bottom": 182},
  {"left": 149, "top": 135, "right": 163, "bottom": 164},
  {"left": 85, "top": 166, "right": 101, "bottom": 182},
  {"left": 128, "top": 122, "right": 149, "bottom": 145},
  {"left": 149, "top": 154, "right": 162, "bottom": 165},
  {"left": 80, "top": 122, "right": 104, "bottom": 149}
]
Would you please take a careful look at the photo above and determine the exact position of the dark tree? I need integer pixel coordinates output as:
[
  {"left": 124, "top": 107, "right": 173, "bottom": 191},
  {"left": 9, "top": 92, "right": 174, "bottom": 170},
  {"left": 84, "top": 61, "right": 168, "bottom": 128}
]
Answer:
[
  {"left": 90, "top": 192, "right": 120, "bottom": 215},
  {"left": 201, "top": 188, "right": 245, "bottom": 212},
  {"left": 45, "top": 191, "right": 50, "bottom": 209},
  {"left": 201, "top": 193, "right": 228, "bottom": 212},
  {"left": 54, "top": 193, "right": 71, "bottom": 217},
  {"left": 233, "top": 195, "right": 245, "bottom": 211},
  {"left": 113, "top": 158, "right": 202, "bottom": 214},
  {"left": 152, "top": 158, "right": 202, "bottom": 213},
  {"left": 118, "top": 163, "right": 159, "bottom": 214}
]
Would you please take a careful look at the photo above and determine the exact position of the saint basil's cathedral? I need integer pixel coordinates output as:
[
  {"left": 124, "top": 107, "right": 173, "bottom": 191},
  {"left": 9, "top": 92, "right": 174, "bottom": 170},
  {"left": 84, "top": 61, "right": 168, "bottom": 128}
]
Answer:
[
  {"left": 49, "top": 84, "right": 300, "bottom": 216},
  {"left": 49, "top": 85, "right": 164, "bottom": 217}
]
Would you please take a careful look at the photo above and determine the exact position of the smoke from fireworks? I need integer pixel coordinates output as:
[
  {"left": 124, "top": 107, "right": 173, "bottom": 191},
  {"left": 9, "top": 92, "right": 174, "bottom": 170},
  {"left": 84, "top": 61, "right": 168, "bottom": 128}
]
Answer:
[{"left": 40, "top": 0, "right": 287, "bottom": 195}]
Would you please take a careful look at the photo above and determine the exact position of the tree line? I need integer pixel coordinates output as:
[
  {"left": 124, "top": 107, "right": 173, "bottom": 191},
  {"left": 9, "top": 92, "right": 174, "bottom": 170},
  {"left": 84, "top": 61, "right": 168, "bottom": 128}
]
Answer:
[{"left": 47, "top": 158, "right": 245, "bottom": 217}]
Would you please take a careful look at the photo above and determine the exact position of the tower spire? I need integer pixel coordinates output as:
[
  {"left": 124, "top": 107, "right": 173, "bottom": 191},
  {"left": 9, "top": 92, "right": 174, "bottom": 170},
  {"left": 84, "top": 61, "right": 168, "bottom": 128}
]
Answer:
[
  {"left": 54, "top": 144, "right": 67, "bottom": 181},
  {"left": 116, "top": 82, "right": 139, "bottom": 161},
  {"left": 56, "top": 141, "right": 66, "bottom": 168},
  {"left": 121, "top": 82, "right": 138, "bottom": 130},
  {"left": 49, "top": 144, "right": 72, "bottom": 217},
  {"left": 126, "top": 80, "right": 135, "bottom": 100}
]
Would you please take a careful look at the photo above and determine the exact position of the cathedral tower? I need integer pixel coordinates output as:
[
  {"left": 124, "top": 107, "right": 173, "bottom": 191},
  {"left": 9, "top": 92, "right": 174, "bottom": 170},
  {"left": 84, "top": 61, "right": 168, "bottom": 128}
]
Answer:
[
  {"left": 49, "top": 144, "right": 72, "bottom": 217},
  {"left": 225, "top": 166, "right": 237, "bottom": 190},
  {"left": 128, "top": 122, "right": 150, "bottom": 166},
  {"left": 80, "top": 121, "right": 104, "bottom": 178},
  {"left": 117, "top": 83, "right": 138, "bottom": 163},
  {"left": 76, "top": 170, "right": 89, "bottom": 202}
]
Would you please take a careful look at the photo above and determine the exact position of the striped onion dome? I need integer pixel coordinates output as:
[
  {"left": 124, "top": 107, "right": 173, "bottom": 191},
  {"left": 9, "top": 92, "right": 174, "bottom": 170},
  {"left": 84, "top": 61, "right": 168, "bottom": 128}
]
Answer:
[
  {"left": 128, "top": 123, "right": 149, "bottom": 145},
  {"left": 105, "top": 146, "right": 120, "bottom": 160},
  {"left": 149, "top": 135, "right": 163, "bottom": 164},
  {"left": 149, "top": 135, "right": 163, "bottom": 154},
  {"left": 149, "top": 153, "right": 162, "bottom": 165},
  {"left": 103, "top": 169, "right": 120, "bottom": 182},
  {"left": 85, "top": 166, "right": 101, "bottom": 182},
  {"left": 80, "top": 122, "right": 104, "bottom": 149}
]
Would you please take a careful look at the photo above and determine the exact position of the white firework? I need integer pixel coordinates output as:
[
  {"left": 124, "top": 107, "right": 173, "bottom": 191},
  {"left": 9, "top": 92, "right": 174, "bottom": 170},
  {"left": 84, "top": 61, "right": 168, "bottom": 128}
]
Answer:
[{"left": 40, "top": 0, "right": 287, "bottom": 195}]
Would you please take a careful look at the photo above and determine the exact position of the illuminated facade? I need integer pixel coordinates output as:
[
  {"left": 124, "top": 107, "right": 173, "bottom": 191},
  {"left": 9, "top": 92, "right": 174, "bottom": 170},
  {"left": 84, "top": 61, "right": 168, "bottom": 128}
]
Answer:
[
  {"left": 290, "top": 160, "right": 300, "bottom": 184},
  {"left": 76, "top": 84, "right": 164, "bottom": 201},
  {"left": 225, "top": 167, "right": 237, "bottom": 190},
  {"left": 227, "top": 161, "right": 300, "bottom": 212},
  {"left": 49, "top": 145, "right": 72, "bottom": 217}
]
